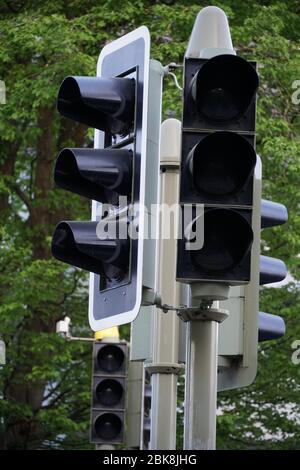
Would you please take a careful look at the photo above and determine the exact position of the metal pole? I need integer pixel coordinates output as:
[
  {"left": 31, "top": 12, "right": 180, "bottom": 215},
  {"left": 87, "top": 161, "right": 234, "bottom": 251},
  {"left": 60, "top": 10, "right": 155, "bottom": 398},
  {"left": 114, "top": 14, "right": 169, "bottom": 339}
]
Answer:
[
  {"left": 148, "top": 119, "right": 183, "bottom": 450},
  {"left": 126, "top": 361, "right": 143, "bottom": 449},
  {"left": 183, "top": 284, "right": 229, "bottom": 450},
  {"left": 184, "top": 319, "right": 218, "bottom": 449}
]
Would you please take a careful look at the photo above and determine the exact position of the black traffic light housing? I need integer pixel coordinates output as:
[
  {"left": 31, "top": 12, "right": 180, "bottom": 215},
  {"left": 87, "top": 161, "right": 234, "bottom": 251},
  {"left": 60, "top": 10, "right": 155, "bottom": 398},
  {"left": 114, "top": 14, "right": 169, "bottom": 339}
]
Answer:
[
  {"left": 52, "top": 73, "right": 135, "bottom": 287},
  {"left": 91, "top": 342, "right": 127, "bottom": 444},
  {"left": 52, "top": 28, "right": 156, "bottom": 330},
  {"left": 177, "top": 54, "right": 259, "bottom": 285}
]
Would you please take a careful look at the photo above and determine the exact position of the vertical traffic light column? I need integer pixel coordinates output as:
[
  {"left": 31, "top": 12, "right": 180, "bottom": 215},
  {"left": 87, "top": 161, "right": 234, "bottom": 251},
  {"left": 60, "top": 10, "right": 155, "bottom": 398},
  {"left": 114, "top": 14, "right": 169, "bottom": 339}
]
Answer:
[
  {"left": 52, "top": 27, "right": 162, "bottom": 332},
  {"left": 176, "top": 7, "right": 259, "bottom": 451},
  {"left": 177, "top": 53, "right": 259, "bottom": 285},
  {"left": 52, "top": 73, "right": 136, "bottom": 314},
  {"left": 91, "top": 342, "right": 127, "bottom": 445}
]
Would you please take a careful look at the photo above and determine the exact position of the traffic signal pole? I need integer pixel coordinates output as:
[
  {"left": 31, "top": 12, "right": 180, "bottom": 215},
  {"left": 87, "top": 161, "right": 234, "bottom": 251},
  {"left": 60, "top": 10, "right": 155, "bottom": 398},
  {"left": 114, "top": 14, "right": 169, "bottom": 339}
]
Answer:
[
  {"left": 147, "top": 119, "right": 184, "bottom": 450},
  {"left": 183, "top": 287, "right": 228, "bottom": 450},
  {"left": 184, "top": 314, "right": 218, "bottom": 449},
  {"left": 181, "top": 6, "right": 239, "bottom": 450}
]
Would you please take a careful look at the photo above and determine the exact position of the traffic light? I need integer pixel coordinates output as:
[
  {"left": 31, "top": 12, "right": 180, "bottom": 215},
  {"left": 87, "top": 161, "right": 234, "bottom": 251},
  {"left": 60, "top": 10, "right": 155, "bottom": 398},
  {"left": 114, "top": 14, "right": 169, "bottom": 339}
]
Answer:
[
  {"left": 177, "top": 53, "right": 259, "bottom": 285},
  {"left": 218, "top": 157, "right": 288, "bottom": 391},
  {"left": 51, "top": 27, "right": 163, "bottom": 330},
  {"left": 52, "top": 72, "right": 134, "bottom": 287},
  {"left": 258, "top": 198, "right": 288, "bottom": 341},
  {"left": 91, "top": 341, "right": 127, "bottom": 444}
]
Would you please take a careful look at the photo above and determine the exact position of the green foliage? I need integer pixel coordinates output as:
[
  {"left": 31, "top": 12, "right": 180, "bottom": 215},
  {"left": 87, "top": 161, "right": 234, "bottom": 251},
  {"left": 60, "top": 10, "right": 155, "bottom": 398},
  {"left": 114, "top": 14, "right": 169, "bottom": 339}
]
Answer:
[{"left": 0, "top": 0, "right": 299, "bottom": 449}]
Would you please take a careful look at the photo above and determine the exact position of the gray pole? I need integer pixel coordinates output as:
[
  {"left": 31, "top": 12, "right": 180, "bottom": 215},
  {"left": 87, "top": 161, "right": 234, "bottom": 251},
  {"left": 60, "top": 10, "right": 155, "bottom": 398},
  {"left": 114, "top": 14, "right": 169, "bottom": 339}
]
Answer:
[
  {"left": 182, "top": 285, "right": 229, "bottom": 450},
  {"left": 126, "top": 361, "right": 143, "bottom": 449},
  {"left": 147, "top": 118, "right": 183, "bottom": 450},
  {"left": 184, "top": 319, "right": 218, "bottom": 449}
]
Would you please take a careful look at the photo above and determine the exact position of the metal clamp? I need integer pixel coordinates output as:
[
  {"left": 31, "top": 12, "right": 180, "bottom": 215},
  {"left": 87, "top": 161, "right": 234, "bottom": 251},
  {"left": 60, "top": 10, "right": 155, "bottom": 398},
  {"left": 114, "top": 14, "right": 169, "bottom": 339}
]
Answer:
[
  {"left": 156, "top": 300, "right": 228, "bottom": 324},
  {"left": 177, "top": 305, "right": 229, "bottom": 323},
  {"left": 144, "top": 362, "right": 185, "bottom": 376},
  {"left": 143, "top": 290, "right": 229, "bottom": 323}
]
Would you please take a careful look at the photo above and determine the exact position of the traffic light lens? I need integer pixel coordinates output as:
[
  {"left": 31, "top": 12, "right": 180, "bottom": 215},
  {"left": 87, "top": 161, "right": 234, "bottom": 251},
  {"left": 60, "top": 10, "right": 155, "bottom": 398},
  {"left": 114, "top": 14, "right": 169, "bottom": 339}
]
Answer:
[
  {"left": 97, "top": 345, "right": 125, "bottom": 372},
  {"left": 94, "top": 413, "right": 122, "bottom": 440},
  {"left": 96, "top": 379, "right": 124, "bottom": 406},
  {"left": 189, "top": 132, "right": 256, "bottom": 197},
  {"left": 190, "top": 209, "right": 253, "bottom": 272},
  {"left": 192, "top": 55, "right": 258, "bottom": 122}
]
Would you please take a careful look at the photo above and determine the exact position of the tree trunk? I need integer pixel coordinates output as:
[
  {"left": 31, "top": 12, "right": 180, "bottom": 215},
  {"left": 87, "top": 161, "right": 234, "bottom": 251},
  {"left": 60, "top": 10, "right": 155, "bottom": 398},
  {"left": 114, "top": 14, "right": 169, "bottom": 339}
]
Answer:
[{"left": 2, "top": 107, "right": 87, "bottom": 449}]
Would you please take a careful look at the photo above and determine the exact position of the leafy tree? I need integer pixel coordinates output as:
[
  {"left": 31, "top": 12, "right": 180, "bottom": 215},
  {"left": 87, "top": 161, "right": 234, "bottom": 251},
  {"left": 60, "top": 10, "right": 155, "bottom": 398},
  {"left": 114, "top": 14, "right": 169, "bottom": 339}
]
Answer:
[{"left": 0, "top": 0, "right": 299, "bottom": 449}]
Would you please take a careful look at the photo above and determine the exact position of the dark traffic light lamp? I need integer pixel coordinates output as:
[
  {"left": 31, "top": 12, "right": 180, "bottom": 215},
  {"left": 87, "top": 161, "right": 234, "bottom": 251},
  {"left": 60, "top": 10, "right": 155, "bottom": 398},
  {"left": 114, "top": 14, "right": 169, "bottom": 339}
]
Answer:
[
  {"left": 180, "top": 131, "right": 256, "bottom": 205},
  {"left": 183, "top": 55, "right": 258, "bottom": 131}
]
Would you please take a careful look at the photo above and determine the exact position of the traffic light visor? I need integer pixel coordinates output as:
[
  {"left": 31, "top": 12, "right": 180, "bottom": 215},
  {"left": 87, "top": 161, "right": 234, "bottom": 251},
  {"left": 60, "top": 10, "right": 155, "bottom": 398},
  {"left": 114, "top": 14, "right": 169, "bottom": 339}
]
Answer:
[
  {"left": 54, "top": 148, "right": 132, "bottom": 202},
  {"left": 51, "top": 221, "right": 129, "bottom": 274},
  {"left": 57, "top": 76, "right": 135, "bottom": 134}
]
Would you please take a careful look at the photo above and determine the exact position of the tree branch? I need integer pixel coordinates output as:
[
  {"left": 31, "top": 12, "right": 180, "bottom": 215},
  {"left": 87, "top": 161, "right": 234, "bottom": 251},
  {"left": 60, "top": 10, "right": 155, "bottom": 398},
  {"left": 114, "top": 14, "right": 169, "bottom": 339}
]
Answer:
[{"left": 11, "top": 182, "right": 32, "bottom": 214}]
